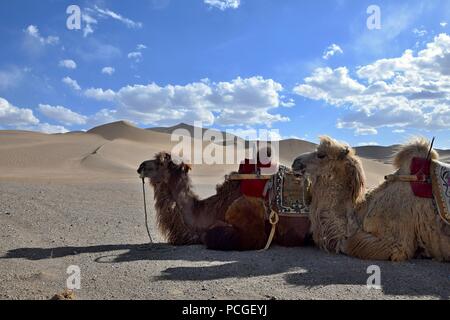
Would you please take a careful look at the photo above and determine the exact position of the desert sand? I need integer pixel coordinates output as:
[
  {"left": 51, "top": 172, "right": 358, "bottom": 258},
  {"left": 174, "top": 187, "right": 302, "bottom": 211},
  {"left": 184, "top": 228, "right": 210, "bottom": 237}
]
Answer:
[{"left": 0, "top": 121, "right": 449, "bottom": 300}]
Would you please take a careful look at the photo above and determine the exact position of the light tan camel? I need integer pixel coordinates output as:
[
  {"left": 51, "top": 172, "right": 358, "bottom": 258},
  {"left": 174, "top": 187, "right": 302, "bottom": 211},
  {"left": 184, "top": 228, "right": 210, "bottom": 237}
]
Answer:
[{"left": 292, "top": 136, "right": 450, "bottom": 261}]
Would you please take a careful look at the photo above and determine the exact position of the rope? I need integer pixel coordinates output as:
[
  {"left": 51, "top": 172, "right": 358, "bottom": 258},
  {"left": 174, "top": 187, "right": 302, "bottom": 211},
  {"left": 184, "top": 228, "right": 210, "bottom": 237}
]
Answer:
[
  {"left": 137, "top": 178, "right": 153, "bottom": 251},
  {"left": 261, "top": 210, "right": 279, "bottom": 251}
]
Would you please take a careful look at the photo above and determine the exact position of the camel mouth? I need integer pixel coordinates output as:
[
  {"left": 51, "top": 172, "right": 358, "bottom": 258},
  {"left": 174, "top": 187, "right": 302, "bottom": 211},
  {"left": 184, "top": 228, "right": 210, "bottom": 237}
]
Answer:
[
  {"left": 293, "top": 170, "right": 305, "bottom": 178},
  {"left": 137, "top": 162, "right": 147, "bottom": 179}
]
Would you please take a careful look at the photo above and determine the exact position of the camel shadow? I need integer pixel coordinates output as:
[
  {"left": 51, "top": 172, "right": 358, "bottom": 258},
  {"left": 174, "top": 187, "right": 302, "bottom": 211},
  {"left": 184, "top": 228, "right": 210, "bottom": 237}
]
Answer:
[{"left": 2, "top": 243, "right": 449, "bottom": 299}]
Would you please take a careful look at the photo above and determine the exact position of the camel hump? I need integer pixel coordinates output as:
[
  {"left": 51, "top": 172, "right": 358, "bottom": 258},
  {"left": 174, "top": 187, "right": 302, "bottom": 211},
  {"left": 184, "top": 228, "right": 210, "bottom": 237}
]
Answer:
[{"left": 393, "top": 137, "right": 439, "bottom": 169}]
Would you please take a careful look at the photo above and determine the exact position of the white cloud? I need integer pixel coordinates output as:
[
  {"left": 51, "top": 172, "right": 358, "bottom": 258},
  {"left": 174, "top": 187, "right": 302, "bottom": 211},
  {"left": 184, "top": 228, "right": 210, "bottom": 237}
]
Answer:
[
  {"left": 84, "top": 88, "right": 116, "bottom": 101},
  {"left": 0, "top": 97, "right": 39, "bottom": 127},
  {"left": 33, "top": 123, "right": 69, "bottom": 134},
  {"left": 413, "top": 27, "right": 427, "bottom": 37},
  {"left": 204, "top": 0, "right": 240, "bottom": 10},
  {"left": 82, "top": 13, "right": 97, "bottom": 37},
  {"left": 393, "top": 129, "right": 405, "bottom": 133},
  {"left": 441, "top": 22, "right": 448, "bottom": 28},
  {"left": 322, "top": 44, "right": 343, "bottom": 60},
  {"left": 136, "top": 44, "right": 147, "bottom": 50},
  {"left": 0, "top": 97, "right": 68, "bottom": 133},
  {"left": 357, "top": 142, "right": 379, "bottom": 147},
  {"left": 24, "top": 25, "right": 59, "bottom": 45},
  {"left": 128, "top": 51, "right": 142, "bottom": 62},
  {"left": 38, "top": 104, "right": 87, "bottom": 126},
  {"left": 84, "top": 76, "right": 290, "bottom": 127},
  {"left": 59, "top": 59, "right": 77, "bottom": 69},
  {"left": 62, "top": 77, "right": 81, "bottom": 91},
  {"left": 101, "top": 67, "right": 115, "bottom": 75},
  {"left": 294, "top": 33, "right": 450, "bottom": 135},
  {"left": 92, "top": 6, "right": 142, "bottom": 29}
]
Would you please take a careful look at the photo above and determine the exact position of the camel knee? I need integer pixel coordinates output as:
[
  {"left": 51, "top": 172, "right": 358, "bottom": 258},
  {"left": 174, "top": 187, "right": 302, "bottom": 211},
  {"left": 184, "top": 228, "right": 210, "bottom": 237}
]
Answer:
[{"left": 204, "top": 225, "right": 241, "bottom": 251}]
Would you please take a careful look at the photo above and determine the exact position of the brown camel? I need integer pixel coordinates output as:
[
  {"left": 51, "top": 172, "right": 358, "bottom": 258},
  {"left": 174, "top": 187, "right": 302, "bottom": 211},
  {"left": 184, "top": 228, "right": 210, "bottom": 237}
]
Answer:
[
  {"left": 137, "top": 152, "right": 311, "bottom": 250},
  {"left": 292, "top": 136, "right": 450, "bottom": 261},
  {"left": 137, "top": 152, "right": 271, "bottom": 250}
]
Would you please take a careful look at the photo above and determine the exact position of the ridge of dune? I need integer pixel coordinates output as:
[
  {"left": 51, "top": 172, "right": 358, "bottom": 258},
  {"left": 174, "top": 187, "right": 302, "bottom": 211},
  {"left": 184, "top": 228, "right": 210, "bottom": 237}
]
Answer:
[{"left": 87, "top": 120, "right": 171, "bottom": 143}]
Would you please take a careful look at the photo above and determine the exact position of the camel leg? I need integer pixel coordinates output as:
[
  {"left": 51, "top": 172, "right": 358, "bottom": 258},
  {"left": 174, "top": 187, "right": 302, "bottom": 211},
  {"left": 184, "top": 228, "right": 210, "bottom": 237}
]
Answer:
[
  {"left": 203, "top": 196, "right": 267, "bottom": 251},
  {"left": 345, "top": 231, "right": 415, "bottom": 261},
  {"left": 203, "top": 221, "right": 241, "bottom": 251}
]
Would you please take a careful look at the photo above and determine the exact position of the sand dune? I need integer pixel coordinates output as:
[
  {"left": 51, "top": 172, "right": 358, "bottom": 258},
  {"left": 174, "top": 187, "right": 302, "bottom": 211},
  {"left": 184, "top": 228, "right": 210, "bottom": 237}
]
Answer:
[{"left": 0, "top": 121, "right": 431, "bottom": 188}]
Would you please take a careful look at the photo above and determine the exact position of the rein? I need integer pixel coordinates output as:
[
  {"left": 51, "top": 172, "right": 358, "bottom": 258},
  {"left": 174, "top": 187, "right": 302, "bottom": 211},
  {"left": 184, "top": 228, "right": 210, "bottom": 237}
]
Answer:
[{"left": 138, "top": 177, "right": 153, "bottom": 249}]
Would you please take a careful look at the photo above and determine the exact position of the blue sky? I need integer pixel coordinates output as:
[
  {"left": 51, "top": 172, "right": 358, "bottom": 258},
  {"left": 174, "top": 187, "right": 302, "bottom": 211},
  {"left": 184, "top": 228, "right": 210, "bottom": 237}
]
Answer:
[{"left": 0, "top": 0, "right": 450, "bottom": 148}]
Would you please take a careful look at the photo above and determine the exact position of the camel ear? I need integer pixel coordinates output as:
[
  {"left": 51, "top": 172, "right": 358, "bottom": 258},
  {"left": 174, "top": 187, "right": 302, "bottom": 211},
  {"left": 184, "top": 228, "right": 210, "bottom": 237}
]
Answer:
[{"left": 338, "top": 147, "right": 350, "bottom": 160}]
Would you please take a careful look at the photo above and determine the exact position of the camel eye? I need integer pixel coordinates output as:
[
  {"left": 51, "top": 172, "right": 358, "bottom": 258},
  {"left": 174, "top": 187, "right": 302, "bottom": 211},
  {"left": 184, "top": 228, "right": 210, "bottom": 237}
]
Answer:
[{"left": 317, "top": 153, "right": 326, "bottom": 159}]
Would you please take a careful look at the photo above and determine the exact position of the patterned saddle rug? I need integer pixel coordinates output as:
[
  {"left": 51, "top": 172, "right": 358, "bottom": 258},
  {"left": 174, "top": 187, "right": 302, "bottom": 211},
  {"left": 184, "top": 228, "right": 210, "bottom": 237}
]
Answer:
[
  {"left": 265, "top": 165, "right": 311, "bottom": 216},
  {"left": 431, "top": 160, "right": 450, "bottom": 225}
]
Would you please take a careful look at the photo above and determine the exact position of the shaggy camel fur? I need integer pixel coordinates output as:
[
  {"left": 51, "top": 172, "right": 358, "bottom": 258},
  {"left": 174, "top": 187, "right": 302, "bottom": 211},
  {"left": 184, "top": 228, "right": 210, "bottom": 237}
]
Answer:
[
  {"left": 137, "top": 152, "right": 270, "bottom": 250},
  {"left": 137, "top": 152, "right": 311, "bottom": 250},
  {"left": 292, "top": 136, "right": 450, "bottom": 261}
]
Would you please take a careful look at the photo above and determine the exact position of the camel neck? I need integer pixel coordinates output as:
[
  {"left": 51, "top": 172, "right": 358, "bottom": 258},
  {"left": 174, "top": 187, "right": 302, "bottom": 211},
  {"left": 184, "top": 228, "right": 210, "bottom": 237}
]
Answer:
[{"left": 168, "top": 173, "right": 198, "bottom": 229}]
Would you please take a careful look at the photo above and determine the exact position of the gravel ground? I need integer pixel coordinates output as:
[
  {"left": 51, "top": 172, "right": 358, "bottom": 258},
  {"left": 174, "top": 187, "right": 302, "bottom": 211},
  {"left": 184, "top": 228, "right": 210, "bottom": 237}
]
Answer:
[{"left": 0, "top": 180, "right": 449, "bottom": 300}]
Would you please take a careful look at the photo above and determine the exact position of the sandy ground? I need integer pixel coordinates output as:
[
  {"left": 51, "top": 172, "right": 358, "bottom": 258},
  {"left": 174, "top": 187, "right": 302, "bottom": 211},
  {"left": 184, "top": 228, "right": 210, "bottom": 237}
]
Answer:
[{"left": 0, "top": 122, "right": 449, "bottom": 300}]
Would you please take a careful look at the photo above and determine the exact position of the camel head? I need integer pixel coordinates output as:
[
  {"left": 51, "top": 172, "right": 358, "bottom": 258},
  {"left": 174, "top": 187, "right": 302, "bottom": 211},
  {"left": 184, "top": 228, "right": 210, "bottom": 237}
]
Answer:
[
  {"left": 137, "top": 152, "right": 192, "bottom": 184},
  {"left": 292, "top": 136, "right": 366, "bottom": 203}
]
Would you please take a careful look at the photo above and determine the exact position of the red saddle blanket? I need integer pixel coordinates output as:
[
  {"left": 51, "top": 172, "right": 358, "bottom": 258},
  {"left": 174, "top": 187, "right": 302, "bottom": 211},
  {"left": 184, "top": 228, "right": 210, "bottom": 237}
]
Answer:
[
  {"left": 410, "top": 157, "right": 432, "bottom": 198},
  {"left": 238, "top": 159, "right": 272, "bottom": 198}
]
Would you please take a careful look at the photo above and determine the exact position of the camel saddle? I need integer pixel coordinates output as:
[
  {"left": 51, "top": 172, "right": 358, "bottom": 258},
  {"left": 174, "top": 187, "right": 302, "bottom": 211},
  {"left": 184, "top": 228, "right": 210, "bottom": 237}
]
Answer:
[
  {"left": 385, "top": 157, "right": 450, "bottom": 225},
  {"left": 228, "top": 162, "right": 312, "bottom": 248}
]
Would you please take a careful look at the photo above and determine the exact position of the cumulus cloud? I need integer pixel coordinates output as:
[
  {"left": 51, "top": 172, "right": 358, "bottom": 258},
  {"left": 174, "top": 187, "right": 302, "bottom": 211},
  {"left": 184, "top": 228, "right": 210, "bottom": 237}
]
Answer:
[
  {"left": 59, "top": 59, "right": 77, "bottom": 69},
  {"left": 33, "top": 123, "right": 69, "bottom": 134},
  {"left": 204, "top": 0, "right": 240, "bottom": 10},
  {"left": 101, "top": 67, "right": 115, "bottom": 75},
  {"left": 136, "top": 44, "right": 147, "bottom": 50},
  {"left": 38, "top": 104, "right": 87, "bottom": 126},
  {"left": 322, "top": 44, "right": 343, "bottom": 60},
  {"left": 24, "top": 25, "right": 59, "bottom": 45},
  {"left": 84, "top": 76, "right": 290, "bottom": 127},
  {"left": 84, "top": 88, "right": 116, "bottom": 101},
  {"left": 0, "top": 97, "right": 67, "bottom": 133},
  {"left": 62, "top": 77, "right": 81, "bottom": 91},
  {"left": 294, "top": 33, "right": 450, "bottom": 135},
  {"left": 441, "top": 22, "right": 448, "bottom": 28},
  {"left": 0, "top": 97, "right": 39, "bottom": 127}
]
